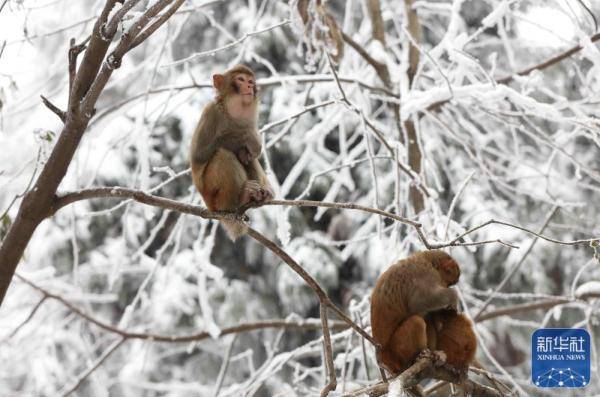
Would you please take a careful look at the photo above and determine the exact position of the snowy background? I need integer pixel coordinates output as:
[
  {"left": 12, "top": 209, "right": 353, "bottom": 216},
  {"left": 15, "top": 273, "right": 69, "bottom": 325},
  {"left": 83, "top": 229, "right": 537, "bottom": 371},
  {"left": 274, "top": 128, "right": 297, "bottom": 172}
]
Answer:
[{"left": 1, "top": 0, "right": 600, "bottom": 396}]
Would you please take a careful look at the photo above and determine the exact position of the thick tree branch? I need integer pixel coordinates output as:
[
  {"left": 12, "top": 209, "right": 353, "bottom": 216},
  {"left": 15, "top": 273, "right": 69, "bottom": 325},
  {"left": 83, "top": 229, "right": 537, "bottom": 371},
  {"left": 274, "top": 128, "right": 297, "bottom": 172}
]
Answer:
[
  {"left": 344, "top": 351, "right": 503, "bottom": 397},
  {"left": 0, "top": 0, "right": 191, "bottom": 307}
]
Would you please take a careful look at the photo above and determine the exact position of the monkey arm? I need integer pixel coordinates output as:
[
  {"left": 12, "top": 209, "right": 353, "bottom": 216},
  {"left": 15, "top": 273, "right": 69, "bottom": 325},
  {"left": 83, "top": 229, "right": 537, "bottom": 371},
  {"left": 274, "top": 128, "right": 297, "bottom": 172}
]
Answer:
[
  {"left": 191, "top": 102, "right": 251, "bottom": 166},
  {"left": 246, "top": 159, "right": 272, "bottom": 188},
  {"left": 407, "top": 286, "right": 458, "bottom": 316}
]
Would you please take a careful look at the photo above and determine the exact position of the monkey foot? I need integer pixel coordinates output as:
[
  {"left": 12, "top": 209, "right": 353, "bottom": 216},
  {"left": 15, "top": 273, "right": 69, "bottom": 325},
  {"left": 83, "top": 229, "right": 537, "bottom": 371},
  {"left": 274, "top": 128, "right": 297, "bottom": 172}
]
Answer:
[
  {"left": 212, "top": 210, "right": 249, "bottom": 222},
  {"left": 240, "top": 180, "right": 274, "bottom": 208},
  {"left": 417, "top": 349, "right": 447, "bottom": 367}
]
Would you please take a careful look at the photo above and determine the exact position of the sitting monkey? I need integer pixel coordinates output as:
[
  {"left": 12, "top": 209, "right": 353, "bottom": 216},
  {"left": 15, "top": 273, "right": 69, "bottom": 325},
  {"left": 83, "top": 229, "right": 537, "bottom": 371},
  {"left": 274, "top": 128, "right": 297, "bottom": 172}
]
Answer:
[
  {"left": 370, "top": 250, "right": 476, "bottom": 375},
  {"left": 190, "top": 65, "right": 274, "bottom": 240}
]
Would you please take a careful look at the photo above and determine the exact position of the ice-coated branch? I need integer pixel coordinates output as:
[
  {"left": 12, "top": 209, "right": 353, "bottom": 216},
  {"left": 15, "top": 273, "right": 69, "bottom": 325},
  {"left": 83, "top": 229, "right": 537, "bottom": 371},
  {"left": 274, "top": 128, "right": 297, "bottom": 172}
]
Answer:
[
  {"left": 53, "top": 187, "right": 599, "bottom": 250},
  {"left": 167, "top": 20, "right": 290, "bottom": 67},
  {"left": 343, "top": 351, "right": 503, "bottom": 397},
  {"left": 14, "top": 274, "right": 350, "bottom": 342}
]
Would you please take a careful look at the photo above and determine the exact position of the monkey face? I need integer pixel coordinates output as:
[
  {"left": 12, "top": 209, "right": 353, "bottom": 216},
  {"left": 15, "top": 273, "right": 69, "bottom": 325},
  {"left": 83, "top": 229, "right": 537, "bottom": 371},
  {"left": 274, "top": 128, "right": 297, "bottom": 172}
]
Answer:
[
  {"left": 440, "top": 258, "right": 460, "bottom": 286},
  {"left": 233, "top": 73, "right": 256, "bottom": 104}
]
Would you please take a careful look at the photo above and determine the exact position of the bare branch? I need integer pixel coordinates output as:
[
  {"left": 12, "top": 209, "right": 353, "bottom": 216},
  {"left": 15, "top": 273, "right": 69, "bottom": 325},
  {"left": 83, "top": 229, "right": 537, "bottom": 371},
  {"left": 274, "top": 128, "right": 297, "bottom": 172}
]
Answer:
[
  {"left": 365, "top": 0, "right": 386, "bottom": 45},
  {"left": 40, "top": 95, "right": 66, "bottom": 122},
  {"left": 68, "top": 37, "right": 90, "bottom": 103},
  {"left": 82, "top": 0, "right": 186, "bottom": 113},
  {"left": 167, "top": 20, "right": 290, "bottom": 67},
  {"left": 320, "top": 305, "right": 337, "bottom": 396},
  {"left": 6, "top": 296, "right": 47, "bottom": 339},
  {"left": 476, "top": 292, "right": 600, "bottom": 322},
  {"left": 129, "top": 0, "right": 185, "bottom": 50},
  {"left": 474, "top": 206, "right": 559, "bottom": 320},
  {"left": 341, "top": 32, "right": 390, "bottom": 87},
  {"left": 344, "top": 351, "right": 503, "bottom": 397},
  {"left": 54, "top": 187, "right": 599, "bottom": 251},
  {"left": 15, "top": 273, "right": 350, "bottom": 342},
  {"left": 213, "top": 335, "right": 237, "bottom": 397}
]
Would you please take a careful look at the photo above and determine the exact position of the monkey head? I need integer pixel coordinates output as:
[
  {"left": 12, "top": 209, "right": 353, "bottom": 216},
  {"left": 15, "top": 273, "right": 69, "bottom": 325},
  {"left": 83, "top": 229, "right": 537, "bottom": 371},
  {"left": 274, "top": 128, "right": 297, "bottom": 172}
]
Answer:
[
  {"left": 213, "top": 64, "right": 257, "bottom": 106},
  {"left": 420, "top": 250, "right": 460, "bottom": 287}
]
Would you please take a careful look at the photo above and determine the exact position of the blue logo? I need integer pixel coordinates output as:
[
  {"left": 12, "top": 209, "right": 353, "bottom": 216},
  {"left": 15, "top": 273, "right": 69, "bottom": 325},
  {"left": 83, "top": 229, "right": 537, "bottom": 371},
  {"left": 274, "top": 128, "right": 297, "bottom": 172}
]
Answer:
[{"left": 532, "top": 328, "right": 590, "bottom": 388}]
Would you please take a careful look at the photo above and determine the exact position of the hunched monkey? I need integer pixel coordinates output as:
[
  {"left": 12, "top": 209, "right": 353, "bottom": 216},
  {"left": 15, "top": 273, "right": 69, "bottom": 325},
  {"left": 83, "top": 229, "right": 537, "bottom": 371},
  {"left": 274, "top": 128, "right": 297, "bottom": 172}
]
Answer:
[
  {"left": 370, "top": 250, "right": 466, "bottom": 373},
  {"left": 190, "top": 65, "right": 273, "bottom": 240}
]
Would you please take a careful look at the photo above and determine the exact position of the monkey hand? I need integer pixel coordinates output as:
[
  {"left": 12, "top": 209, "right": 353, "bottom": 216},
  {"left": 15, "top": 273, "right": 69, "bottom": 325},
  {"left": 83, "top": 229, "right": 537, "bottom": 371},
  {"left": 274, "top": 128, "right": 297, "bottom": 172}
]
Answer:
[
  {"left": 444, "top": 288, "right": 459, "bottom": 312},
  {"left": 237, "top": 147, "right": 254, "bottom": 166}
]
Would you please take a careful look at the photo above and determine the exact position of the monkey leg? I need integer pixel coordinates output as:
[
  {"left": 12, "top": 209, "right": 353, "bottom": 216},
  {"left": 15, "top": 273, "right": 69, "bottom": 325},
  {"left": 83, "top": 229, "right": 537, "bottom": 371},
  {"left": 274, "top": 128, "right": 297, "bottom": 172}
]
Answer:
[
  {"left": 202, "top": 148, "right": 248, "bottom": 211},
  {"left": 382, "top": 315, "right": 429, "bottom": 374}
]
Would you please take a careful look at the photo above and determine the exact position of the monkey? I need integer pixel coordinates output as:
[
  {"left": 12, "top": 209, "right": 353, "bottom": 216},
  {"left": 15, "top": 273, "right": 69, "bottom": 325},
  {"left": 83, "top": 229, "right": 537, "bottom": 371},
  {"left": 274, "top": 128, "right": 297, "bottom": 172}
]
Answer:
[
  {"left": 190, "top": 65, "right": 274, "bottom": 240},
  {"left": 425, "top": 309, "right": 477, "bottom": 372},
  {"left": 370, "top": 250, "right": 461, "bottom": 374}
]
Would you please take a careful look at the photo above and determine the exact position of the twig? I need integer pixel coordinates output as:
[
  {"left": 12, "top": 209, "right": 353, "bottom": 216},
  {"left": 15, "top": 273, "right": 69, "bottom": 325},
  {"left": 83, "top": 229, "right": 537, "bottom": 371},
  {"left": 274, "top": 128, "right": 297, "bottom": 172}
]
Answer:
[
  {"left": 60, "top": 337, "right": 126, "bottom": 396},
  {"left": 40, "top": 95, "right": 66, "bottom": 122},
  {"left": 6, "top": 296, "right": 47, "bottom": 339},
  {"left": 320, "top": 305, "right": 337, "bottom": 396},
  {"left": 450, "top": 218, "right": 598, "bottom": 247},
  {"left": 324, "top": 52, "right": 431, "bottom": 199},
  {"left": 167, "top": 20, "right": 290, "bottom": 66},
  {"left": 213, "top": 334, "right": 237, "bottom": 397},
  {"left": 475, "top": 296, "right": 600, "bottom": 322},
  {"left": 474, "top": 205, "right": 559, "bottom": 320},
  {"left": 443, "top": 171, "right": 476, "bottom": 240}
]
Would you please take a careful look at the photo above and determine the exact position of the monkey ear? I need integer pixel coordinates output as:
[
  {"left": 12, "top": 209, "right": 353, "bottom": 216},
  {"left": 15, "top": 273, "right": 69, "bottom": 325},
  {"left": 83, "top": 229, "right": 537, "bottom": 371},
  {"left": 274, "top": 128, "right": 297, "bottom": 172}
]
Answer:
[{"left": 212, "top": 74, "right": 225, "bottom": 90}]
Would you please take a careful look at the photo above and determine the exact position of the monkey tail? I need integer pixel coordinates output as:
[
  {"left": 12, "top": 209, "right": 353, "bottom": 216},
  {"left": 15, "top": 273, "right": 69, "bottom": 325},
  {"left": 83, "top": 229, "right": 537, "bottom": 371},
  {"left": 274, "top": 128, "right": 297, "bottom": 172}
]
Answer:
[{"left": 221, "top": 219, "right": 248, "bottom": 241}]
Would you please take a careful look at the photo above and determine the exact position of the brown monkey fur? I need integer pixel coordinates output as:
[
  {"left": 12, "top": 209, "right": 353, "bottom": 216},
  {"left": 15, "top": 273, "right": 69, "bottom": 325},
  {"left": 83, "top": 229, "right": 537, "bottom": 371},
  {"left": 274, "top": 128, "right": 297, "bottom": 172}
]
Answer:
[
  {"left": 371, "top": 250, "right": 476, "bottom": 374},
  {"left": 190, "top": 65, "right": 273, "bottom": 240},
  {"left": 425, "top": 309, "right": 477, "bottom": 371}
]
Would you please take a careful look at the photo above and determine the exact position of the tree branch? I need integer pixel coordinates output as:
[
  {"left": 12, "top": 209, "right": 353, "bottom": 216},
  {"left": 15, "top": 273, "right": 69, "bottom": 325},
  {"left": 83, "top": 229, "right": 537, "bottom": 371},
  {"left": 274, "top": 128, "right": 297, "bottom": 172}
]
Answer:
[
  {"left": 476, "top": 292, "right": 600, "bottom": 322},
  {"left": 427, "top": 31, "right": 600, "bottom": 112},
  {"left": 68, "top": 36, "right": 90, "bottom": 104},
  {"left": 344, "top": 351, "right": 503, "bottom": 397},
  {"left": 40, "top": 95, "right": 66, "bottom": 122},
  {"left": 60, "top": 337, "right": 125, "bottom": 397},
  {"left": 53, "top": 187, "right": 598, "bottom": 251},
  {"left": 15, "top": 273, "right": 349, "bottom": 342}
]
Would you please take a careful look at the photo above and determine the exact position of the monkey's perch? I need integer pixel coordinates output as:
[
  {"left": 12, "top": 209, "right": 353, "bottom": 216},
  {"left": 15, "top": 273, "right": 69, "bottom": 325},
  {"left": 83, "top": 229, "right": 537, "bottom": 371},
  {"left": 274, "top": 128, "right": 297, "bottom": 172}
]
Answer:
[{"left": 344, "top": 351, "right": 503, "bottom": 397}]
